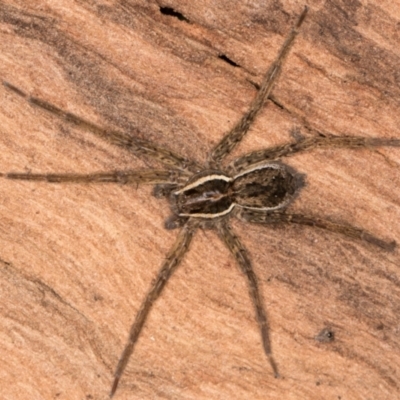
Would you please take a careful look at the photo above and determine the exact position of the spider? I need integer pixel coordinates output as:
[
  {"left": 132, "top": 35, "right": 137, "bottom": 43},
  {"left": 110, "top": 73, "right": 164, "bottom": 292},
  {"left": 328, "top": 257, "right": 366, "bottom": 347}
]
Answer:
[{"left": 2, "top": 6, "right": 400, "bottom": 398}]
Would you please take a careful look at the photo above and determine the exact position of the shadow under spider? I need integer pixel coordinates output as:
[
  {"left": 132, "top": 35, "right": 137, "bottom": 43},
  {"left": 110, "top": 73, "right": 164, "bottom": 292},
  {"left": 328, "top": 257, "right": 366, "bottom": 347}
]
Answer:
[{"left": 2, "top": 6, "right": 399, "bottom": 398}]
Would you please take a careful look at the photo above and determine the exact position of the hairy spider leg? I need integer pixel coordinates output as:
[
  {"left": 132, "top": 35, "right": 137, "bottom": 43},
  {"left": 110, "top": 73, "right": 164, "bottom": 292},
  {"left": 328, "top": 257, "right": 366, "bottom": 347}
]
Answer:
[
  {"left": 216, "top": 220, "right": 279, "bottom": 377},
  {"left": 232, "top": 134, "right": 400, "bottom": 172},
  {"left": 110, "top": 220, "right": 198, "bottom": 398},
  {"left": 209, "top": 6, "right": 308, "bottom": 166},
  {"left": 2, "top": 170, "right": 184, "bottom": 186},
  {"left": 238, "top": 209, "right": 396, "bottom": 251},
  {"left": 2, "top": 81, "right": 198, "bottom": 172}
]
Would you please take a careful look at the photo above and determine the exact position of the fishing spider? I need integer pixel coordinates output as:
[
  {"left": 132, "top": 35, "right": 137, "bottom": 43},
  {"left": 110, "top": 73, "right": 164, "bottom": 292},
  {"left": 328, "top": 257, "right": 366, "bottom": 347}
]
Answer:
[{"left": 2, "top": 6, "right": 399, "bottom": 398}]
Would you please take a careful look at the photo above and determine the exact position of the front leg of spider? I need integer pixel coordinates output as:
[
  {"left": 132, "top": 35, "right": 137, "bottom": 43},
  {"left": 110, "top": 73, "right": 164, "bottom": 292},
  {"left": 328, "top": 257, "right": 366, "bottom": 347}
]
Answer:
[
  {"left": 208, "top": 7, "right": 309, "bottom": 165},
  {"left": 232, "top": 135, "right": 400, "bottom": 172},
  {"left": 2, "top": 81, "right": 200, "bottom": 173}
]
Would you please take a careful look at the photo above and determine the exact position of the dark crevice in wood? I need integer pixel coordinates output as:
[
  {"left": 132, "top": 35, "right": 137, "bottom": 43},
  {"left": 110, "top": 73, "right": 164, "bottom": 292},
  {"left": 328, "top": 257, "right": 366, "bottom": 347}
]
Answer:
[
  {"left": 268, "top": 95, "right": 285, "bottom": 110},
  {"left": 218, "top": 54, "right": 240, "bottom": 68},
  {"left": 159, "top": 7, "right": 190, "bottom": 23}
]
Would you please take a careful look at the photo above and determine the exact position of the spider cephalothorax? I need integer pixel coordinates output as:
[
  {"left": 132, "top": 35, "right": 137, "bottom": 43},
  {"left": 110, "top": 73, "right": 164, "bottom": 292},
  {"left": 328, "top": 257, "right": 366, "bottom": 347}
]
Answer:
[{"left": 2, "top": 6, "right": 399, "bottom": 398}]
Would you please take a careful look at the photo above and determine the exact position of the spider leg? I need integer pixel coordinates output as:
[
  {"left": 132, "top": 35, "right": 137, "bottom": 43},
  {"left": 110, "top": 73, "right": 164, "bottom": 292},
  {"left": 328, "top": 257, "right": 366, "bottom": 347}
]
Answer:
[
  {"left": 216, "top": 220, "right": 279, "bottom": 378},
  {"left": 110, "top": 220, "right": 198, "bottom": 398},
  {"left": 238, "top": 209, "right": 396, "bottom": 251},
  {"left": 232, "top": 134, "right": 400, "bottom": 172},
  {"left": 3, "top": 81, "right": 200, "bottom": 172},
  {"left": 208, "top": 6, "right": 308, "bottom": 166},
  {"left": 2, "top": 169, "right": 185, "bottom": 185}
]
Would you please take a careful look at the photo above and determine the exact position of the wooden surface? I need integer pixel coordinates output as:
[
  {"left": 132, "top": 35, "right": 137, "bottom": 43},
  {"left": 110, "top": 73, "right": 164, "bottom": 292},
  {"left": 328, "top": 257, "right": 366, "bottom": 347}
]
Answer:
[{"left": 1, "top": 1, "right": 400, "bottom": 399}]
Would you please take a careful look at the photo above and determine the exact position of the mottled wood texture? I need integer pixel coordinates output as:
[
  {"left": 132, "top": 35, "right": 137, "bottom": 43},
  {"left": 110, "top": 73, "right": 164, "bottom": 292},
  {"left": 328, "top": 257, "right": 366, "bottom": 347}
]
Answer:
[{"left": 1, "top": 1, "right": 400, "bottom": 399}]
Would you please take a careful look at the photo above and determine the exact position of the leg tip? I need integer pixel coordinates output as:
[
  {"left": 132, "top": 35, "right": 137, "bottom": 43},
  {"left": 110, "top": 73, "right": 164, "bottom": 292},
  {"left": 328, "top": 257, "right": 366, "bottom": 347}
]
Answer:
[
  {"left": 3, "top": 81, "right": 26, "bottom": 97},
  {"left": 109, "top": 376, "right": 119, "bottom": 398}
]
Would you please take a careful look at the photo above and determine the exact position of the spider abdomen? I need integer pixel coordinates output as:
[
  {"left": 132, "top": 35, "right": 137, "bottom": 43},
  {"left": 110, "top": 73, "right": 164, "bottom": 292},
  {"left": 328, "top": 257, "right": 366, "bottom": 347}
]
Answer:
[
  {"left": 172, "top": 163, "right": 303, "bottom": 218},
  {"left": 232, "top": 163, "right": 303, "bottom": 210}
]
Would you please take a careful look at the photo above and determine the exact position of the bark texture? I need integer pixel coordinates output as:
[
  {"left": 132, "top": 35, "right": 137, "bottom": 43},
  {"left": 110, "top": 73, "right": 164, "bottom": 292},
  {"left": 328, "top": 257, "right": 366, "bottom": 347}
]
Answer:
[{"left": 1, "top": 1, "right": 400, "bottom": 399}]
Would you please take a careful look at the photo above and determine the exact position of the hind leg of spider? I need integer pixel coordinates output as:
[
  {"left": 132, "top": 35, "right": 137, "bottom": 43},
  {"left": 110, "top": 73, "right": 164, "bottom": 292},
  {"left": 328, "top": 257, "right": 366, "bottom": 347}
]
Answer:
[
  {"left": 238, "top": 209, "right": 396, "bottom": 251},
  {"left": 3, "top": 81, "right": 199, "bottom": 172},
  {"left": 208, "top": 6, "right": 308, "bottom": 166},
  {"left": 110, "top": 220, "right": 198, "bottom": 398},
  {"left": 216, "top": 220, "right": 279, "bottom": 378},
  {"left": 232, "top": 133, "right": 400, "bottom": 172},
  {"left": 1, "top": 169, "right": 185, "bottom": 185}
]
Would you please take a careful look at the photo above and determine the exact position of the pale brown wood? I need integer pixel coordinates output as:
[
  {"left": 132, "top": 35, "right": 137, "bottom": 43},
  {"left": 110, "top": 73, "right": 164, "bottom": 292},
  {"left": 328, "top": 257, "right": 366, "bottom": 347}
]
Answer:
[{"left": 1, "top": 1, "right": 400, "bottom": 399}]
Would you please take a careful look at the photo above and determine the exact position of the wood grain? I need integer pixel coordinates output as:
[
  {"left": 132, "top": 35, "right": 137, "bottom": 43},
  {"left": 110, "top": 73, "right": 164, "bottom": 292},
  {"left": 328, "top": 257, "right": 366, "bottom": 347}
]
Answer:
[{"left": 1, "top": 1, "right": 400, "bottom": 399}]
